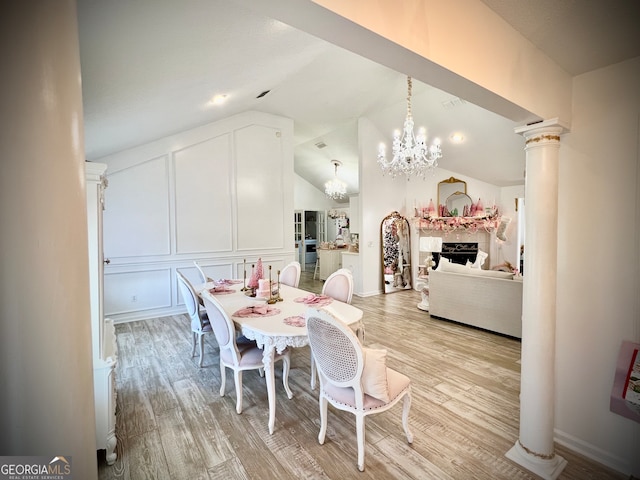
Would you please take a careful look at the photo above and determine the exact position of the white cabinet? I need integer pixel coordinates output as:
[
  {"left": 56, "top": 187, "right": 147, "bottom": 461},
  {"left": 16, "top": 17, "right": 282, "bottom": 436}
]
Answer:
[
  {"left": 318, "top": 249, "right": 342, "bottom": 280},
  {"left": 86, "top": 162, "right": 118, "bottom": 465},
  {"left": 341, "top": 252, "right": 360, "bottom": 295}
]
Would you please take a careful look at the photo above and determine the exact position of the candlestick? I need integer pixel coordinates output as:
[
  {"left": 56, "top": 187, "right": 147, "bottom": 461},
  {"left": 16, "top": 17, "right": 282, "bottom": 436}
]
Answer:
[
  {"left": 241, "top": 258, "right": 248, "bottom": 291},
  {"left": 267, "top": 265, "right": 277, "bottom": 304},
  {"left": 275, "top": 270, "right": 283, "bottom": 302}
]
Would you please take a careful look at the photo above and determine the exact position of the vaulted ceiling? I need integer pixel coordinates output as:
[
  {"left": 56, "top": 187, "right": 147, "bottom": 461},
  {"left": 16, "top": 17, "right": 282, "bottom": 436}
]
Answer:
[{"left": 78, "top": 0, "right": 640, "bottom": 202}]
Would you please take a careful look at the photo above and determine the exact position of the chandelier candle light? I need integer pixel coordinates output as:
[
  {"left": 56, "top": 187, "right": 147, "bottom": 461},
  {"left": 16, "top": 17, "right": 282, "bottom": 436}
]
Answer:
[
  {"left": 378, "top": 76, "right": 442, "bottom": 179},
  {"left": 325, "top": 160, "right": 347, "bottom": 200}
]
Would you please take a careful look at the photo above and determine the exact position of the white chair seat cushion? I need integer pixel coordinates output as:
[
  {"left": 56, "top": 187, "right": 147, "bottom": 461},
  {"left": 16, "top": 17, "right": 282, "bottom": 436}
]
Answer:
[{"left": 323, "top": 368, "right": 410, "bottom": 410}]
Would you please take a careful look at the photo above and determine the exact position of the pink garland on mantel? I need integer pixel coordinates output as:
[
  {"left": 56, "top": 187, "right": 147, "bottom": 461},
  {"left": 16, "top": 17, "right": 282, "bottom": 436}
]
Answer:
[{"left": 415, "top": 213, "right": 501, "bottom": 235}]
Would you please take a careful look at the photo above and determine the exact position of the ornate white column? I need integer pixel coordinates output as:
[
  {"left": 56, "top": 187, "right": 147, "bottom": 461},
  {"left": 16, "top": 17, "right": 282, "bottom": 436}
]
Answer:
[{"left": 506, "top": 119, "right": 569, "bottom": 479}]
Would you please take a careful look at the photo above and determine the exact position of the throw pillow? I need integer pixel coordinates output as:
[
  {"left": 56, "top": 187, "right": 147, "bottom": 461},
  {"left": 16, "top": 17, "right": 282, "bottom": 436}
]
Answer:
[
  {"left": 362, "top": 347, "right": 390, "bottom": 403},
  {"left": 437, "top": 257, "right": 472, "bottom": 274}
]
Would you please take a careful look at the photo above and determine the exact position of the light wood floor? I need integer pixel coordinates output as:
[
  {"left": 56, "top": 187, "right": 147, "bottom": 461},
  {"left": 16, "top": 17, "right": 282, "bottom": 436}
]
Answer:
[{"left": 98, "top": 269, "right": 627, "bottom": 479}]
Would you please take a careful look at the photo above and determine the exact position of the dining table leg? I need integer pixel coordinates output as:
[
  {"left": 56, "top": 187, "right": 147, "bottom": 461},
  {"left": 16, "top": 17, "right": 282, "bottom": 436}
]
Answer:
[{"left": 262, "top": 345, "right": 277, "bottom": 434}]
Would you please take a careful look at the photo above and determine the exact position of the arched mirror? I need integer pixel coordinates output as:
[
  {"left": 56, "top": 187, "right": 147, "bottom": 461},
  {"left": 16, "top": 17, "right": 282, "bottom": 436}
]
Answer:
[
  {"left": 438, "top": 177, "right": 467, "bottom": 209},
  {"left": 445, "top": 191, "right": 473, "bottom": 217},
  {"left": 380, "top": 211, "right": 412, "bottom": 293}
]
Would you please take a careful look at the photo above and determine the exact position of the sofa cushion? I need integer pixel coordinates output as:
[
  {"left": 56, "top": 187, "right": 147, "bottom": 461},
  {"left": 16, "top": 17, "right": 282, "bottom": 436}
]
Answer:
[
  {"left": 472, "top": 268, "right": 514, "bottom": 279},
  {"left": 438, "top": 257, "right": 513, "bottom": 279}
]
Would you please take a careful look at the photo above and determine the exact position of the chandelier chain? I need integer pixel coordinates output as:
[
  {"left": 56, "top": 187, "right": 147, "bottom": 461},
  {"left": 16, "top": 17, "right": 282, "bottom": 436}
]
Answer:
[{"left": 406, "top": 76, "right": 412, "bottom": 118}]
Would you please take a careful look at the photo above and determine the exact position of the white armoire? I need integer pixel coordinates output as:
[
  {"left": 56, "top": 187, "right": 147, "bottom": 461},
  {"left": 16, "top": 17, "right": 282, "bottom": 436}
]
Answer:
[{"left": 85, "top": 162, "right": 118, "bottom": 464}]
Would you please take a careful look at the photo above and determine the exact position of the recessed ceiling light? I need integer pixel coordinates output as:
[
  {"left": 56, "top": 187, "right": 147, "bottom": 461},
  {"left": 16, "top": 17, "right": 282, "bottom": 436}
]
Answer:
[
  {"left": 210, "top": 94, "right": 227, "bottom": 105},
  {"left": 450, "top": 132, "right": 464, "bottom": 143}
]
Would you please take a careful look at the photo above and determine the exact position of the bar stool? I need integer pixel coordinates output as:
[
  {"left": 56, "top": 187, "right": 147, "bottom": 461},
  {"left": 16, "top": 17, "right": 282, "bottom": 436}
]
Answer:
[{"left": 313, "top": 256, "right": 320, "bottom": 280}]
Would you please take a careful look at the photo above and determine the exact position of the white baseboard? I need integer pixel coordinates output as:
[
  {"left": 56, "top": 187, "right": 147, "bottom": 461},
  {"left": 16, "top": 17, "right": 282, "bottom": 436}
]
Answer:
[
  {"left": 111, "top": 306, "right": 186, "bottom": 324},
  {"left": 554, "top": 428, "right": 631, "bottom": 476},
  {"left": 354, "top": 289, "right": 383, "bottom": 297}
]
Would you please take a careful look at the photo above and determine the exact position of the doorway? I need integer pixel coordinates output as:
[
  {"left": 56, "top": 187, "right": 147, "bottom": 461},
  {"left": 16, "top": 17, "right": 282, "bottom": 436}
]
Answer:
[{"left": 294, "top": 210, "right": 327, "bottom": 271}]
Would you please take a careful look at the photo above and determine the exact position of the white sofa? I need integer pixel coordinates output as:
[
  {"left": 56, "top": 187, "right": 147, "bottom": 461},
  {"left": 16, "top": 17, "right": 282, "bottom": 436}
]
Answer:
[{"left": 428, "top": 263, "right": 523, "bottom": 338}]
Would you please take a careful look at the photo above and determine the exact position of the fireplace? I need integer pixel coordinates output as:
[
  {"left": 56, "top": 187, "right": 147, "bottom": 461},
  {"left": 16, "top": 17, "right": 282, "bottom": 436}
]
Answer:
[{"left": 434, "top": 242, "right": 478, "bottom": 268}]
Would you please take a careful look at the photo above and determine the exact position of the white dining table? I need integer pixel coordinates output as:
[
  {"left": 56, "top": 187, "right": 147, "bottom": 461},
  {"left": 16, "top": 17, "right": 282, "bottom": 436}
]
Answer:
[{"left": 199, "top": 282, "right": 364, "bottom": 434}]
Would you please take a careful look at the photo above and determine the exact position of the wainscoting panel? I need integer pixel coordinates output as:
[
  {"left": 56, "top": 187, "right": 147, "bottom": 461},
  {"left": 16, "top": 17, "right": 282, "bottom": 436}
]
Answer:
[
  {"left": 235, "top": 124, "right": 284, "bottom": 251},
  {"left": 174, "top": 134, "right": 233, "bottom": 254},
  {"left": 104, "top": 156, "right": 171, "bottom": 258},
  {"left": 104, "top": 268, "right": 172, "bottom": 316}
]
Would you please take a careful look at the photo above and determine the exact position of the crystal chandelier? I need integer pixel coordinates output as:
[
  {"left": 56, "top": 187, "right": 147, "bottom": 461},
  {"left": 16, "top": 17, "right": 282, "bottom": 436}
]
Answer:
[
  {"left": 378, "top": 76, "right": 442, "bottom": 179},
  {"left": 324, "top": 160, "right": 347, "bottom": 200}
]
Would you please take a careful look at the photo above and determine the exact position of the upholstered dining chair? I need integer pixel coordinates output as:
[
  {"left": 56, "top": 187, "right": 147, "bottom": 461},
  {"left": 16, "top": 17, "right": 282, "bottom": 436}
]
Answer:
[
  {"left": 176, "top": 270, "right": 213, "bottom": 367},
  {"left": 322, "top": 268, "right": 354, "bottom": 304},
  {"left": 279, "top": 261, "right": 301, "bottom": 288},
  {"left": 202, "top": 294, "right": 292, "bottom": 414},
  {"left": 193, "top": 260, "right": 213, "bottom": 284},
  {"left": 309, "top": 268, "right": 357, "bottom": 388},
  {"left": 306, "top": 308, "right": 413, "bottom": 471}
]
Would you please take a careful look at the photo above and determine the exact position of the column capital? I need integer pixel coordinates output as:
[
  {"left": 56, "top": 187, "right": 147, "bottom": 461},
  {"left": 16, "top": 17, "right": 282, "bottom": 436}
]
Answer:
[{"left": 515, "top": 117, "right": 570, "bottom": 145}]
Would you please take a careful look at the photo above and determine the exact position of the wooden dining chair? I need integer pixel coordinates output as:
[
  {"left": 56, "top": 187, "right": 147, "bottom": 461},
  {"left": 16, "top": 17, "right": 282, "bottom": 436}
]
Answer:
[
  {"left": 306, "top": 307, "right": 413, "bottom": 471},
  {"left": 279, "top": 261, "right": 301, "bottom": 288},
  {"left": 176, "top": 270, "right": 213, "bottom": 367},
  {"left": 202, "top": 293, "right": 292, "bottom": 414}
]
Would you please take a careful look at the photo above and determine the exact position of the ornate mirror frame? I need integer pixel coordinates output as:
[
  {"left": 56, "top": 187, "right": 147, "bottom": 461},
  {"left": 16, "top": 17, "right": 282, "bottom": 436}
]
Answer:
[
  {"left": 380, "top": 211, "right": 412, "bottom": 294},
  {"left": 445, "top": 191, "right": 473, "bottom": 217},
  {"left": 437, "top": 177, "right": 467, "bottom": 210}
]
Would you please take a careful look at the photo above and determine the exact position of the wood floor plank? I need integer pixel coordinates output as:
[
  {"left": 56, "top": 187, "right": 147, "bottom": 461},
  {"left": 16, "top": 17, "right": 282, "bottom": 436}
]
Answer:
[
  {"left": 172, "top": 378, "right": 236, "bottom": 468},
  {"left": 156, "top": 407, "right": 210, "bottom": 480},
  {"left": 206, "top": 457, "right": 250, "bottom": 480},
  {"left": 126, "top": 430, "right": 172, "bottom": 480}
]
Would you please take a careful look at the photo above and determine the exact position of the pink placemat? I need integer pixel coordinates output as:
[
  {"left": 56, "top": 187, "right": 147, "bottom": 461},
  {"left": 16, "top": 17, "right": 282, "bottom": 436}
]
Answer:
[
  {"left": 215, "top": 279, "right": 243, "bottom": 285},
  {"left": 209, "top": 286, "right": 235, "bottom": 295},
  {"left": 233, "top": 305, "right": 281, "bottom": 318},
  {"left": 294, "top": 294, "right": 333, "bottom": 307},
  {"left": 283, "top": 315, "right": 305, "bottom": 327}
]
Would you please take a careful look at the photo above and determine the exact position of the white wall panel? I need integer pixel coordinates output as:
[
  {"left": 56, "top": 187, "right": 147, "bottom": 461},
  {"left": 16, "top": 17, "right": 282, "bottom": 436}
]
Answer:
[
  {"left": 104, "top": 269, "right": 172, "bottom": 315},
  {"left": 104, "top": 156, "right": 171, "bottom": 258},
  {"left": 98, "top": 111, "right": 294, "bottom": 323},
  {"left": 174, "top": 134, "right": 233, "bottom": 253},
  {"left": 235, "top": 125, "right": 284, "bottom": 250}
]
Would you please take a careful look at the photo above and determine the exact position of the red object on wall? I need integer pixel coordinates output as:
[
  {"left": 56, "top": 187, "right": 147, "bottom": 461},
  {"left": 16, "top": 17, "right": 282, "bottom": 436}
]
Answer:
[{"left": 610, "top": 341, "right": 640, "bottom": 423}]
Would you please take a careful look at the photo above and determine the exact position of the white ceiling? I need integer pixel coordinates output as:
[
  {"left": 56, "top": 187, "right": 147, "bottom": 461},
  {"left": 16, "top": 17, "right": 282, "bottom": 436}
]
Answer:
[{"left": 78, "top": 1, "right": 640, "bottom": 203}]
